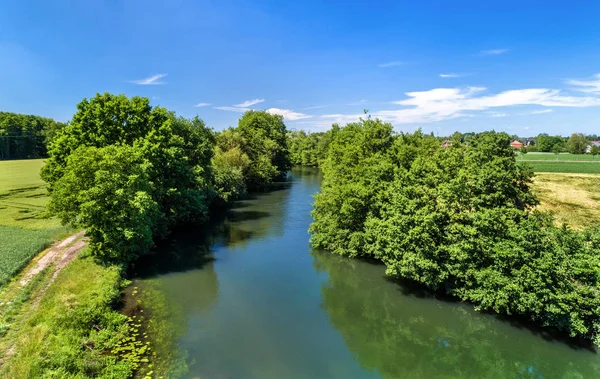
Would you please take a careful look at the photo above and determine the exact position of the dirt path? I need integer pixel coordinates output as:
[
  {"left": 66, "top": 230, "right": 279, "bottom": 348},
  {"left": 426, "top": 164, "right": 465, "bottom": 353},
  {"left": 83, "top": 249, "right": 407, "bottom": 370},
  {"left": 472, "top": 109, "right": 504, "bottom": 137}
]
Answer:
[
  {"left": 19, "top": 231, "right": 86, "bottom": 287},
  {"left": 0, "top": 231, "right": 88, "bottom": 366}
]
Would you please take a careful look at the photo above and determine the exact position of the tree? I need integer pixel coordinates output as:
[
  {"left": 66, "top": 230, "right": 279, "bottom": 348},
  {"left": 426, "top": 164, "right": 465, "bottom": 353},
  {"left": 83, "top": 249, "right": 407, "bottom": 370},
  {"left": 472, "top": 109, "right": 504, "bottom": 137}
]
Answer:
[
  {"left": 520, "top": 145, "right": 527, "bottom": 160},
  {"left": 44, "top": 93, "right": 215, "bottom": 262},
  {"left": 536, "top": 134, "right": 565, "bottom": 152},
  {"left": 42, "top": 93, "right": 169, "bottom": 188},
  {"left": 310, "top": 123, "right": 600, "bottom": 342},
  {"left": 566, "top": 133, "right": 588, "bottom": 154},
  {"left": 48, "top": 146, "right": 159, "bottom": 262},
  {"left": 552, "top": 144, "right": 562, "bottom": 160},
  {"left": 0, "top": 111, "right": 65, "bottom": 160},
  {"left": 237, "top": 110, "right": 291, "bottom": 188},
  {"left": 591, "top": 144, "right": 600, "bottom": 161}
]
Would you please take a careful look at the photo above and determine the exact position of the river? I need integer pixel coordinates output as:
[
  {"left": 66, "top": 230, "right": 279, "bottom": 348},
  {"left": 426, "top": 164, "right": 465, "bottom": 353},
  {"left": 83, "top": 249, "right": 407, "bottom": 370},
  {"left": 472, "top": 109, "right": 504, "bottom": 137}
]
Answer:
[{"left": 132, "top": 167, "right": 600, "bottom": 378}]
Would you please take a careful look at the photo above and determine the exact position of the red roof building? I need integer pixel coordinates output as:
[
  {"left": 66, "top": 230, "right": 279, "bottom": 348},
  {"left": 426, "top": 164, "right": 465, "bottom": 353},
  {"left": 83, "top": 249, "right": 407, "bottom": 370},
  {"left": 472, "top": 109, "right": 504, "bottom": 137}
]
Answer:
[{"left": 510, "top": 140, "right": 523, "bottom": 149}]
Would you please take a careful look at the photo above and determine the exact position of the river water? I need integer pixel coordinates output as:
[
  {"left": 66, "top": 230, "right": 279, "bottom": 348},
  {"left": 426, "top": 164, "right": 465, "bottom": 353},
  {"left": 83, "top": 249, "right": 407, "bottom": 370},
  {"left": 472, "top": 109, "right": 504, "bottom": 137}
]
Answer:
[{"left": 133, "top": 167, "right": 600, "bottom": 379}]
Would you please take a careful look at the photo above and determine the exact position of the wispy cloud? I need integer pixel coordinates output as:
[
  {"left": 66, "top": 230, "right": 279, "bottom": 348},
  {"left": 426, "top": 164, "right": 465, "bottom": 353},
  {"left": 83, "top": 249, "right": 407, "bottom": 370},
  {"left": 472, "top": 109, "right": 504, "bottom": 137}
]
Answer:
[
  {"left": 129, "top": 73, "right": 167, "bottom": 85},
  {"left": 304, "top": 104, "right": 332, "bottom": 110},
  {"left": 317, "top": 85, "right": 600, "bottom": 127},
  {"left": 195, "top": 102, "right": 211, "bottom": 107},
  {"left": 378, "top": 61, "right": 404, "bottom": 68},
  {"left": 213, "top": 106, "right": 250, "bottom": 113},
  {"left": 440, "top": 73, "right": 467, "bottom": 78},
  {"left": 479, "top": 48, "right": 509, "bottom": 56},
  {"left": 567, "top": 73, "right": 600, "bottom": 94},
  {"left": 528, "top": 109, "right": 553, "bottom": 115},
  {"left": 266, "top": 108, "right": 312, "bottom": 121},
  {"left": 234, "top": 99, "right": 264, "bottom": 107},
  {"left": 346, "top": 99, "right": 368, "bottom": 106}
]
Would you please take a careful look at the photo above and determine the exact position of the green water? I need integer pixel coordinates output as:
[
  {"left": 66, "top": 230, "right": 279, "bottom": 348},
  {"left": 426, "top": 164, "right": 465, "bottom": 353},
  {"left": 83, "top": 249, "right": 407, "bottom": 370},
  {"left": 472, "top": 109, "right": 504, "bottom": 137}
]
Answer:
[{"left": 134, "top": 167, "right": 600, "bottom": 378}]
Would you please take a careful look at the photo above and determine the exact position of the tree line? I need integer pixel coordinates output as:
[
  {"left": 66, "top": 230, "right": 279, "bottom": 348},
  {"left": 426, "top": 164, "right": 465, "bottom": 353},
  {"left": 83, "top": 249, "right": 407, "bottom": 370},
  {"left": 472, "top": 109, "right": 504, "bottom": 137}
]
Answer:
[
  {"left": 43, "top": 93, "right": 290, "bottom": 264},
  {"left": 0, "top": 111, "right": 65, "bottom": 159},
  {"left": 305, "top": 116, "right": 600, "bottom": 344}
]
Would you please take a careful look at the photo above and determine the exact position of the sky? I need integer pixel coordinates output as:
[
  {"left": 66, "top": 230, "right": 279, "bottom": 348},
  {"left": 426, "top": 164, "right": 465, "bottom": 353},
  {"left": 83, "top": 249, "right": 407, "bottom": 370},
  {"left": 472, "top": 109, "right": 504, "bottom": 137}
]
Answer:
[{"left": 1, "top": 0, "right": 600, "bottom": 136}]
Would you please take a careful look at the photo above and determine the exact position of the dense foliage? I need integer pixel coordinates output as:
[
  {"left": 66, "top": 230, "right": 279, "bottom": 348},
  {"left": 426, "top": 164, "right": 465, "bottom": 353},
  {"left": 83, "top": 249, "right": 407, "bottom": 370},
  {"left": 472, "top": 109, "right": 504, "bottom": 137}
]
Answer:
[
  {"left": 310, "top": 117, "right": 600, "bottom": 342},
  {"left": 566, "top": 133, "right": 589, "bottom": 154},
  {"left": 287, "top": 128, "right": 337, "bottom": 167},
  {"left": 43, "top": 94, "right": 291, "bottom": 263},
  {"left": 0, "top": 111, "right": 64, "bottom": 160},
  {"left": 214, "top": 110, "right": 291, "bottom": 198}
]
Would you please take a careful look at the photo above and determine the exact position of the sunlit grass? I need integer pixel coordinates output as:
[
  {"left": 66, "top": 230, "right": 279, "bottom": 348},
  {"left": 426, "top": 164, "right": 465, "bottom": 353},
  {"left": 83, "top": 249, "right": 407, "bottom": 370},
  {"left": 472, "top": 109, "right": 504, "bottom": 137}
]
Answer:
[
  {"left": 0, "top": 159, "right": 67, "bottom": 286},
  {"left": 532, "top": 173, "right": 600, "bottom": 229}
]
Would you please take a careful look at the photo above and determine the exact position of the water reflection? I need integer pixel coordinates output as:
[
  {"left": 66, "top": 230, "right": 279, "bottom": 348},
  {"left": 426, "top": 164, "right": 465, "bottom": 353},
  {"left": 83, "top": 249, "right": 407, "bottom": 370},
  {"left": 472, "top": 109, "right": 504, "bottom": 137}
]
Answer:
[
  {"left": 130, "top": 167, "right": 600, "bottom": 379},
  {"left": 313, "top": 249, "right": 600, "bottom": 379}
]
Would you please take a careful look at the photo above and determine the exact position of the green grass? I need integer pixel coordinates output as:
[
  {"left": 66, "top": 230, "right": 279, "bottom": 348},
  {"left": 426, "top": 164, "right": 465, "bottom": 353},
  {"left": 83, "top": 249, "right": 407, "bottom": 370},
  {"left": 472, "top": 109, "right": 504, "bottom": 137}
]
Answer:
[
  {"left": 0, "top": 226, "right": 60, "bottom": 286},
  {"left": 0, "top": 159, "right": 67, "bottom": 286},
  {"left": 519, "top": 152, "right": 599, "bottom": 161},
  {"left": 520, "top": 161, "right": 600, "bottom": 174},
  {"left": 0, "top": 255, "right": 135, "bottom": 378}
]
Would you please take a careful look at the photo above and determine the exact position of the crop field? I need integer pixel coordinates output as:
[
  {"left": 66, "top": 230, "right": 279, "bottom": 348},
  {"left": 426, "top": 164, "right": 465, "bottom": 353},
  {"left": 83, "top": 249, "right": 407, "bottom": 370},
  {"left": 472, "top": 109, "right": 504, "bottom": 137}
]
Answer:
[
  {"left": 0, "top": 159, "right": 66, "bottom": 286},
  {"left": 520, "top": 152, "right": 599, "bottom": 161},
  {"left": 532, "top": 173, "right": 600, "bottom": 229},
  {"left": 521, "top": 161, "right": 600, "bottom": 174}
]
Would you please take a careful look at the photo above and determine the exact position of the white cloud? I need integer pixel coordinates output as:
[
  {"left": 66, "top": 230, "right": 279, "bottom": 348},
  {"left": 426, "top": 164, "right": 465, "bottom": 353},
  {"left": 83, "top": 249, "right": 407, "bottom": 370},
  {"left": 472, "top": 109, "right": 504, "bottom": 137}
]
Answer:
[
  {"left": 440, "top": 73, "right": 466, "bottom": 78},
  {"left": 479, "top": 48, "right": 509, "bottom": 56},
  {"left": 304, "top": 104, "right": 332, "bottom": 110},
  {"left": 266, "top": 108, "right": 312, "bottom": 121},
  {"left": 378, "top": 61, "right": 404, "bottom": 68},
  {"left": 195, "top": 102, "right": 211, "bottom": 107},
  {"left": 320, "top": 86, "right": 600, "bottom": 126},
  {"left": 489, "top": 112, "right": 508, "bottom": 117},
  {"left": 567, "top": 73, "right": 600, "bottom": 94},
  {"left": 213, "top": 106, "right": 250, "bottom": 113},
  {"left": 346, "top": 99, "right": 368, "bottom": 106},
  {"left": 234, "top": 99, "right": 264, "bottom": 107},
  {"left": 129, "top": 73, "right": 167, "bottom": 85},
  {"left": 528, "top": 109, "right": 553, "bottom": 115}
]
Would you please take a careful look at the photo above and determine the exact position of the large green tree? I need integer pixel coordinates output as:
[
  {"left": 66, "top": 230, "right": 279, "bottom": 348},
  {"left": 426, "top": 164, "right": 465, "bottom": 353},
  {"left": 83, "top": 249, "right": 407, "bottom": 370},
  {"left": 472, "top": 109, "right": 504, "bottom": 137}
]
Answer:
[
  {"left": 566, "top": 133, "right": 588, "bottom": 154},
  {"left": 237, "top": 110, "right": 291, "bottom": 188},
  {"left": 44, "top": 93, "right": 215, "bottom": 262},
  {"left": 48, "top": 145, "right": 159, "bottom": 262},
  {"left": 536, "top": 133, "right": 565, "bottom": 152}
]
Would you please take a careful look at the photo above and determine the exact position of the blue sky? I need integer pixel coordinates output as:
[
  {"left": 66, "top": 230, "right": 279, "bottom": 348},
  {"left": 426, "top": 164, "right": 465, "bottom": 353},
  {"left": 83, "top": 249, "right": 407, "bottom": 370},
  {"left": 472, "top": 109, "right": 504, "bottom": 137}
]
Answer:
[{"left": 1, "top": 0, "right": 600, "bottom": 136}]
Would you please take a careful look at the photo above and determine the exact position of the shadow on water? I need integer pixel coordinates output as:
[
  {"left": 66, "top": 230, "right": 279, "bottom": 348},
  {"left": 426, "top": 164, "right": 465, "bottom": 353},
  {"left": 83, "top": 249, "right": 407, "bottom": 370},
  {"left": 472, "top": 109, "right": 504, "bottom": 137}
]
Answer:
[
  {"left": 313, "top": 249, "right": 600, "bottom": 379},
  {"left": 387, "top": 275, "right": 596, "bottom": 352},
  {"left": 129, "top": 176, "right": 294, "bottom": 280}
]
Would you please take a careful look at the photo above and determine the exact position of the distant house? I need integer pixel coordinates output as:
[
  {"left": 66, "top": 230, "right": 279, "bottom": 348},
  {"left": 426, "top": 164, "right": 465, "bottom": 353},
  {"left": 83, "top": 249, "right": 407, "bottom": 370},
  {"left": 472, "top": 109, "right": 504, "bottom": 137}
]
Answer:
[
  {"left": 586, "top": 140, "right": 600, "bottom": 153},
  {"left": 510, "top": 140, "right": 523, "bottom": 149},
  {"left": 523, "top": 138, "right": 535, "bottom": 146},
  {"left": 441, "top": 140, "right": 452, "bottom": 148}
]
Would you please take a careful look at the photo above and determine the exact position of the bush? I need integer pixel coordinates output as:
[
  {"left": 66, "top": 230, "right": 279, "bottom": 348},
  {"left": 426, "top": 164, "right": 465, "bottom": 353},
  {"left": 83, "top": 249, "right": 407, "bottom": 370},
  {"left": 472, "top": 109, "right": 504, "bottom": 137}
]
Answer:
[{"left": 310, "top": 119, "right": 600, "bottom": 342}]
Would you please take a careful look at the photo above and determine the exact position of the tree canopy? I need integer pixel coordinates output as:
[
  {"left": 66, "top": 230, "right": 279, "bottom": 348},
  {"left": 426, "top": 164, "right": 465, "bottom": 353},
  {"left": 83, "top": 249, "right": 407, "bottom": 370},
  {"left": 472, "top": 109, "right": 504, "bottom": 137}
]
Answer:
[
  {"left": 0, "top": 111, "right": 65, "bottom": 160},
  {"left": 44, "top": 93, "right": 215, "bottom": 262},
  {"left": 43, "top": 94, "right": 292, "bottom": 263},
  {"left": 310, "top": 117, "right": 600, "bottom": 343}
]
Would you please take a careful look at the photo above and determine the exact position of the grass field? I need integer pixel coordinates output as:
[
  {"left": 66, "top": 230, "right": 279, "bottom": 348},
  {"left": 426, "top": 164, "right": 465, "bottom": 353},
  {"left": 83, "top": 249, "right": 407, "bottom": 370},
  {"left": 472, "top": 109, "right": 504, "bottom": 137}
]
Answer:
[
  {"left": 515, "top": 152, "right": 600, "bottom": 174},
  {"left": 521, "top": 161, "right": 600, "bottom": 174},
  {"left": 532, "top": 173, "right": 600, "bottom": 229},
  {"left": 521, "top": 152, "right": 599, "bottom": 161},
  {"left": 0, "top": 159, "right": 67, "bottom": 286}
]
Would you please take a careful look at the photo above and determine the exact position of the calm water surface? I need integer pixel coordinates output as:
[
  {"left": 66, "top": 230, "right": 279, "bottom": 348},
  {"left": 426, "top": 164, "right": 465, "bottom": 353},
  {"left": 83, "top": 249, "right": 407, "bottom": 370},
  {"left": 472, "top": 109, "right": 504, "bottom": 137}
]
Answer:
[{"left": 134, "top": 167, "right": 600, "bottom": 378}]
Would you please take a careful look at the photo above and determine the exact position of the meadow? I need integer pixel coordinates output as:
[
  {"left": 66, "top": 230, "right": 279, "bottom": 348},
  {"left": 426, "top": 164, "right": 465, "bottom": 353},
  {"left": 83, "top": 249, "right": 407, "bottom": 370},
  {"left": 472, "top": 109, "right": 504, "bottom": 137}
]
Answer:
[
  {"left": 516, "top": 152, "right": 600, "bottom": 174},
  {"left": 533, "top": 173, "right": 600, "bottom": 229},
  {"left": 0, "top": 159, "right": 67, "bottom": 286}
]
